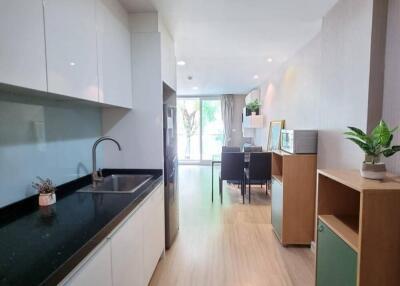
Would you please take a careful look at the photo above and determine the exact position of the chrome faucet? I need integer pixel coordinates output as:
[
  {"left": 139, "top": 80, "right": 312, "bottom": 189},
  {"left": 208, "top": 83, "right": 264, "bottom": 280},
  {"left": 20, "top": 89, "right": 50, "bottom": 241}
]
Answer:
[{"left": 92, "top": 136, "right": 122, "bottom": 187}]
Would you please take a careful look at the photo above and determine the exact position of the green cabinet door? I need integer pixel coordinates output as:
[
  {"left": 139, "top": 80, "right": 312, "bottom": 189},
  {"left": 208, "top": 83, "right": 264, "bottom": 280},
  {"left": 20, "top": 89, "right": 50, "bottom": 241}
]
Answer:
[
  {"left": 271, "top": 178, "right": 283, "bottom": 239},
  {"left": 316, "top": 220, "right": 357, "bottom": 286}
]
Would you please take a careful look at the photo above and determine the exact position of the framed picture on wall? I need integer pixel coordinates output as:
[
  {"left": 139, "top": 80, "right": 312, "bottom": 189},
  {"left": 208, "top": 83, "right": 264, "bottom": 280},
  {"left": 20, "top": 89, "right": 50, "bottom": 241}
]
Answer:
[{"left": 267, "top": 120, "right": 285, "bottom": 151}]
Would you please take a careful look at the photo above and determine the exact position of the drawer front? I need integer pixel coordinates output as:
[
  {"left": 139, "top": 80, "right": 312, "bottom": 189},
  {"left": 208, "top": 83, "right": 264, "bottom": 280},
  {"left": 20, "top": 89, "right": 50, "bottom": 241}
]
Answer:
[
  {"left": 316, "top": 220, "right": 357, "bottom": 286},
  {"left": 271, "top": 178, "right": 283, "bottom": 239}
]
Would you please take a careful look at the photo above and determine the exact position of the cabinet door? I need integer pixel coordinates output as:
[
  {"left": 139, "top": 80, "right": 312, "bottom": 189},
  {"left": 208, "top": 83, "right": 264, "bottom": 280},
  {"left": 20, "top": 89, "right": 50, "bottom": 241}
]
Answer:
[
  {"left": 63, "top": 241, "right": 112, "bottom": 286},
  {"left": 143, "top": 184, "right": 165, "bottom": 285},
  {"left": 111, "top": 205, "right": 144, "bottom": 286},
  {"left": 316, "top": 220, "right": 357, "bottom": 286},
  {"left": 271, "top": 178, "right": 283, "bottom": 240},
  {"left": 0, "top": 0, "right": 47, "bottom": 91},
  {"left": 97, "top": 0, "right": 132, "bottom": 108},
  {"left": 44, "top": 0, "right": 99, "bottom": 102}
]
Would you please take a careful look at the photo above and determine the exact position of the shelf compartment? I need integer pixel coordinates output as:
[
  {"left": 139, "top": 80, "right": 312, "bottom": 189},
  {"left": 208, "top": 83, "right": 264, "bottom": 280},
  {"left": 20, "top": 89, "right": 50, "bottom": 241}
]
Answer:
[
  {"left": 272, "top": 174, "right": 283, "bottom": 184},
  {"left": 271, "top": 151, "right": 283, "bottom": 179},
  {"left": 319, "top": 215, "right": 359, "bottom": 252}
]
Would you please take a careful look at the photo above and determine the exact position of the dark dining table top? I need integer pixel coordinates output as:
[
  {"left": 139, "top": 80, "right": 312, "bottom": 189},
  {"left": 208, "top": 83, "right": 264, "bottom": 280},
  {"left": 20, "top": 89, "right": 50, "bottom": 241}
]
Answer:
[{"left": 211, "top": 154, "right": 250, "bottom": 164}]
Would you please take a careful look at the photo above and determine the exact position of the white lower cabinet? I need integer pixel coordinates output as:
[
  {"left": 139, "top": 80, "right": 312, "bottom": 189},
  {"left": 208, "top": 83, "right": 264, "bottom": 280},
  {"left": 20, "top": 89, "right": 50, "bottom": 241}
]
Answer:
[
  {"left": 111, "top": 200, "right": 145, "bottom": 286},
  {"left": 60, "top": 183, "right": 164, "bottom": 286},
  {"left": 63, "top": 241, "right": 113, "bottom": 286},
  {"left": 143, "top": 184, "right": 165, "bottom": 285}
]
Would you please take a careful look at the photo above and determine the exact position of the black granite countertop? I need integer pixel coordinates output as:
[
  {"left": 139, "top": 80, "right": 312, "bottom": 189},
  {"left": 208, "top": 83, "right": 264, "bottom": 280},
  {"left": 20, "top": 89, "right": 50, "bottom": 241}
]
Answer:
[{"left": 0, "top": 169, "right": 163, "bottom": 286}]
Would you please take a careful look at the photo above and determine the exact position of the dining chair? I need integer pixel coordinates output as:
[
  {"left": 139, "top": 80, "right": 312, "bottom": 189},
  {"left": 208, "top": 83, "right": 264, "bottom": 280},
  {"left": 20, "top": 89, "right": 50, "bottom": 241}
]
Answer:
[
  {"left": 221, "top": 146, "right": 242, "bottom": 186},
  {"left": 243, "top": 145, "right": 263, "bottom": 162},
  {"left": 219, "top": 152, "right": 245, "bottom": 204},
  {"left": 245, "top": 152, "right": 272, "bottom": 203}
]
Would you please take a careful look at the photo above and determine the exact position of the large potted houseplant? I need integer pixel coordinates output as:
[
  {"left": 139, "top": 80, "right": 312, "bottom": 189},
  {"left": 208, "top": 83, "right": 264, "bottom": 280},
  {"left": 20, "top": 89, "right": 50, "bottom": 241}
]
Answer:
[
  {"left": 246, "top": 99, "right": 262, "bottom": 116},
  {"left": 32, "top": 177, "right": 57, "bottom": 206},
  {"left": 345, "top": 120, "right": 400, "bottom": 180}
]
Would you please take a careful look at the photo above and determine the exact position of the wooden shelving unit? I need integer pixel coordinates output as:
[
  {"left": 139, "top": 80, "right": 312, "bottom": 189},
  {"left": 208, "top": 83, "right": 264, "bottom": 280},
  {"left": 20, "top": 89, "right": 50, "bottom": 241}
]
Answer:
[
  {"left": 271, "top": 150, "right": 317, "bottom": 245},
  {"left": 316, "top": 169, "right": 400, "bottom": 286}
]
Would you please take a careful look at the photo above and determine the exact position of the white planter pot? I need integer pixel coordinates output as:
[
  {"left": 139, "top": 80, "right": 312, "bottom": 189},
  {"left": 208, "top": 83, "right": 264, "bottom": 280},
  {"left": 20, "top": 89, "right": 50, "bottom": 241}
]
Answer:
[
  {"left": 39, "top": 193, "right": 56, "bottom": 206},
  {"left": 360, "top": 162, "right": 386, "bottom": 180},
  {"left": 251, "top": 111, "right": 256, "bottom": 116}
]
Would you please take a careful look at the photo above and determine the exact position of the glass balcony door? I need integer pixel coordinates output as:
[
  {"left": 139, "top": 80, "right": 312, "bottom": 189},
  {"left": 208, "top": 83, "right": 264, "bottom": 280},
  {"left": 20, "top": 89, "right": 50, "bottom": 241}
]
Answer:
[{"left": 177, "top": 97, "right": 223, "bottom": 164}]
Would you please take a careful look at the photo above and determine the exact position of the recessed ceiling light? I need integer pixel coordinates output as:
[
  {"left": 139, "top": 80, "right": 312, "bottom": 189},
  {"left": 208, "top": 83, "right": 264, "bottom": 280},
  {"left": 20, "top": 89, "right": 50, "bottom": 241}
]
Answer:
[
  {"left": 267, "top": 58, "right": 273, "bottom": 63},
  {"left": 177, "top": 61, "right": 186, "bottom": 66},
  {"left": 253, "top": 75, "right": 259, "bottom": 80},
  {"left": 192, "top": 86, "right": 199, "bottom": 90},
  {"left": 69, "top": 62, "right": 76, "bottom": 66}
]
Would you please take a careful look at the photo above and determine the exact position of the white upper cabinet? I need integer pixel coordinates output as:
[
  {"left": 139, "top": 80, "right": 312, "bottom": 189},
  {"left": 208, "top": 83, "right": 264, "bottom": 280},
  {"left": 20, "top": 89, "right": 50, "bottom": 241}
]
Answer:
[
  {"left": 97, "top": 0, "right": 132, "bottom": 108},
  {"left": 0, "top": 0, "right": 47, "bottom": 91},
  {"left": 159, "top": 21, "right": 177, "bottom": 91},
  {"left": 43, "top": 0, "right": 99, "bottom": 102}
]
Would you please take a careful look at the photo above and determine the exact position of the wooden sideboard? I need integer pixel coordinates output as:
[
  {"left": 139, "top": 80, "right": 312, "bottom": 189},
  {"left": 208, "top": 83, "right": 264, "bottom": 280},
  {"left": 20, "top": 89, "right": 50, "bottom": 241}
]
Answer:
[{"left": 270, "top": 150, "right": 317, "bottom": 245}]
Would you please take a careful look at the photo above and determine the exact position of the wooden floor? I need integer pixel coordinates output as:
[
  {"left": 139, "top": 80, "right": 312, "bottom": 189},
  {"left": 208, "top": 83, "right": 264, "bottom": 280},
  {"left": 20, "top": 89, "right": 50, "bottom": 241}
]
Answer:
[{"left": 150, "top": 165, "right": 315, "bottom": 286}]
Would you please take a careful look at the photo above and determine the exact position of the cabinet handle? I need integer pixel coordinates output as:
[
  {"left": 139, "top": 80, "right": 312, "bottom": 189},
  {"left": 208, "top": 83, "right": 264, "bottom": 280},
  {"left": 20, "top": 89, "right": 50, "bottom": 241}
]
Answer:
[{"left": 318, "top": 224, "right": 324, "bottom": 232}]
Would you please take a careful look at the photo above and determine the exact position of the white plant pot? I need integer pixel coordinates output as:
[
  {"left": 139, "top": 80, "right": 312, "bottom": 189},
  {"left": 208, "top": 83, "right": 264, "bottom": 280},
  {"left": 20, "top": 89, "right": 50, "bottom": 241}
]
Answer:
[
  {"left": 39, "top": 193, "right": 56, "bottom": 206},
  {"left": 360, "top": 162, "right": 386, "bottom": 180},
  {"left": 251, "top": 111, "right": 256, "bottom": 116}
]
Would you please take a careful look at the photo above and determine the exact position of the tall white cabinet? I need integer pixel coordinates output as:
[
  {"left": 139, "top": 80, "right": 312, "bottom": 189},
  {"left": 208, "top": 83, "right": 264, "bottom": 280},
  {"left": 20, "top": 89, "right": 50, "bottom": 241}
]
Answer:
[
  {"left": 97, "top": 0, "right": 132, "bottom": 108},
  {"left": 0, "top": 0, "right": 47, "bottom": 91},
  {"left": 43, "top": 0, "right": 99, "bottom": 102}
]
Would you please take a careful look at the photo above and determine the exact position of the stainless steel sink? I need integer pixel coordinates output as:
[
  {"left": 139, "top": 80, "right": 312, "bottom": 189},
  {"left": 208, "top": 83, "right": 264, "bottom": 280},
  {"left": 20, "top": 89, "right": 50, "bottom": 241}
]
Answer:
[{"left": 78, "top": 174, "right": 152, "bottom": 193}]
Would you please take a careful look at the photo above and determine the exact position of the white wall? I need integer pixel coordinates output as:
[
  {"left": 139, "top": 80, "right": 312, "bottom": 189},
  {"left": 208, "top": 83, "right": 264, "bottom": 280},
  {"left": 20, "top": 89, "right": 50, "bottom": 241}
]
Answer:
[
  {"left": 254, "top": 34, "right": 321, "bottom": 149},
  {"left": 317, "top": 0, "right": 375, "bottom": 169},
  {"left": 254, "top": 0, "right": 386, "bottom": 170},
  {"left": 382, "top": 0, "right": 400, "bottom": 174},
  {"left": 102, "top": 13, "right": 163, "bottom": 169}
]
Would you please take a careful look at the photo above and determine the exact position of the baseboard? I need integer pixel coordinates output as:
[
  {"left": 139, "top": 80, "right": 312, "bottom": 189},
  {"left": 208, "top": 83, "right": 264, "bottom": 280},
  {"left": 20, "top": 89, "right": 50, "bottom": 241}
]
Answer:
[{"left": 310, "top": 241, "right": 316, "bottom": 253}]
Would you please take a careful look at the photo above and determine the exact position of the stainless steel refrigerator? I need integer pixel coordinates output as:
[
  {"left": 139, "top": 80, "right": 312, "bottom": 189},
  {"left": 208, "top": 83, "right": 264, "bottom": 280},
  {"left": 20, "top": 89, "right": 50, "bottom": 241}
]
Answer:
[{"left": 163, "top": 104, "right": 179, "bottom": 249}]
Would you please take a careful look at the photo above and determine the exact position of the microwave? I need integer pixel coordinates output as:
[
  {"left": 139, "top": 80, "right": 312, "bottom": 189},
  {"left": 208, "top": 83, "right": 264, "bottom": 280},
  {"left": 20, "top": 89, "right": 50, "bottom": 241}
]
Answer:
[{"left": 281, "top": 130, "right": 318, "bottom": 154}]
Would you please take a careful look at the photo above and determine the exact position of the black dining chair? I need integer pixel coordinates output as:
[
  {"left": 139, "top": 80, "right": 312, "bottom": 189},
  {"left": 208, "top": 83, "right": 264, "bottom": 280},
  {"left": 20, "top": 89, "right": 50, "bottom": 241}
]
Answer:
[
  {"left": 221, "top": 146, "right": 241, "bottom": 186},
  {"left": 245, "top": 152, "right": 272, "bottom": 203},
  {"left": 219, "top": 152, "right": 245, "bottom": 204},
  {"left": 243, "top": 145, "right": 263, "bottom": 162}
]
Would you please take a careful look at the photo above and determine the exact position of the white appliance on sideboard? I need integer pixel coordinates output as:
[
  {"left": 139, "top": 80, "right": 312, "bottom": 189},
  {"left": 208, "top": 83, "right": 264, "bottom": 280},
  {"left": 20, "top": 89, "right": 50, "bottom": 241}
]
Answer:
[{"left": 281, "top": 129, "right": 318, "bottom": 154}]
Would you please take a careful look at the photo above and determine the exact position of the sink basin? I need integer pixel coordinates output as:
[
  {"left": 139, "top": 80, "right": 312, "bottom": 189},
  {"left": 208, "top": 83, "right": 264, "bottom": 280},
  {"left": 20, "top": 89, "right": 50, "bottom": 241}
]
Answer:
[{"left": 78, "top": 174, "right": 152, "bottom": 193}]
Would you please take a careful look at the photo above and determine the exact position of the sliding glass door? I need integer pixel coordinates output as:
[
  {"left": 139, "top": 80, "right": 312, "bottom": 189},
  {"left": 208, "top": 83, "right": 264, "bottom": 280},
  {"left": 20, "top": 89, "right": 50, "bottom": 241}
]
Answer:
[
  {"left": 177, "top": 97, "right": 223, "bottom": 164},
  {"left": 177, "top": 98, "right": 201, "bottom": 161}
]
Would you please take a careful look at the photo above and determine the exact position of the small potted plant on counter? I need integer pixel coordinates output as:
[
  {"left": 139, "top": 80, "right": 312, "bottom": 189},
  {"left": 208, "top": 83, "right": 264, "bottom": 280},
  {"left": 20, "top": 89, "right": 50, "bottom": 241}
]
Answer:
[
  {"left": 246, "top": 99, "right": 262, "bottom": 116},
  {"left": 345, "top": 120, "right": 400, "bottom": 180},
  {"left": 32, "top": 177, "right": 57, "bottom": 206}
]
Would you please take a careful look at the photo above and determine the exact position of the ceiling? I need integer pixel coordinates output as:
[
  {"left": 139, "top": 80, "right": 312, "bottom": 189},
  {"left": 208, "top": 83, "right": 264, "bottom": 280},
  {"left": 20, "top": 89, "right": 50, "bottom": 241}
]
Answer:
[{"left": 121, "top": 0, "right": 337, "bottom": 95}]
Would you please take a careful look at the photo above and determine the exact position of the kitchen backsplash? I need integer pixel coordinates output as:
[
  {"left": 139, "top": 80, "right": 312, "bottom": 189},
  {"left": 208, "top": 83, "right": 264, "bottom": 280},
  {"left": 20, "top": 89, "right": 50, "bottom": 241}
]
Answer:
[{"left": 0, "top": 91, "right": 102, "bottom": 208}]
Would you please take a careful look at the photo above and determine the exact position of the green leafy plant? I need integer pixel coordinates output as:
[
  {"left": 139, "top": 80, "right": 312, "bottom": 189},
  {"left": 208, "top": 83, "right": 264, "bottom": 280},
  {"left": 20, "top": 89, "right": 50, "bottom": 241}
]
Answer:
[
  {"left": 345, "top": 120, "right": 400, "bottom": 164},
  {"left": 246, "top": 99, "right": 261, "bottom": 112},
  {"left": 32, "top": 177, "right": 56, "bottom": 194}
]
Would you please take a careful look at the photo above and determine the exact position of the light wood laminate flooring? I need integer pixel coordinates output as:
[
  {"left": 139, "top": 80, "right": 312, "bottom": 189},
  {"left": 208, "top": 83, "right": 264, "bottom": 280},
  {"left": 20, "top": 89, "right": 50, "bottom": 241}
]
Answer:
[{"left": 150, "top": 165, "right": 315, "bottom": 286}]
